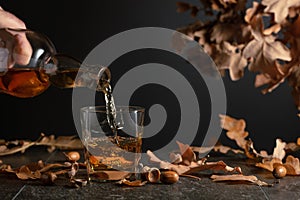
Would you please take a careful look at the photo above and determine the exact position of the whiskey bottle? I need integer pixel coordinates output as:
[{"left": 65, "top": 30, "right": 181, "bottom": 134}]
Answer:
[{"left": 0, "top": 28, "right": 110, "bottom": 98}]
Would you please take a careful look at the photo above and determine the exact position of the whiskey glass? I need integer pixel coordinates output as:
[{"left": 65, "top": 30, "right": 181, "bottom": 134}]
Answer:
[{"left": 80, "top": 106, "right": 144, "bottom": 182}]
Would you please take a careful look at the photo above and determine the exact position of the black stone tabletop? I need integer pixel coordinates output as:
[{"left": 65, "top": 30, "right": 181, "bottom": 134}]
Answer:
[{"left": 0, "top": 147, "right": 299, "bottom": 200}]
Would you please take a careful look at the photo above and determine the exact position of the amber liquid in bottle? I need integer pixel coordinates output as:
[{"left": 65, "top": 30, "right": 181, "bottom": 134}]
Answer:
[
  {"left": 0, "top": 68, "right": 79, "bottom": 98},
  {"left": 0, "top": 69, "right": 50, "bottom": 98}
]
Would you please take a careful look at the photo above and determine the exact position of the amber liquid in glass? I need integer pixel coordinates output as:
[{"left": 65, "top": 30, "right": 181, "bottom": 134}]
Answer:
[{"left": 87, "top": 135, "right": 142, "bottom": 174}]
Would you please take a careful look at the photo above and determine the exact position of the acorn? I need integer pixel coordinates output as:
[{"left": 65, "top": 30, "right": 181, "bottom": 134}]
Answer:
[
  {"left": 65, "top": 151, "right": 80, "bottom": 162},
  {"left": 160, "top": 171, "right": 179, "bottom": 184},
  {"left": 145, "top": 168, "right": 161, "bottom": 183},
  {"left": 41, "top": 172, "right": 57, "bottom": 185},
  {"left": 272, "top": 165, "right": 287, "bottom": 179}
]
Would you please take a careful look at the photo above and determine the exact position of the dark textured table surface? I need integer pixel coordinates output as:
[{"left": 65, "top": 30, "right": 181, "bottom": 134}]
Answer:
[{"left": 1, "top": 147, "right": 300, "bottom": 200}]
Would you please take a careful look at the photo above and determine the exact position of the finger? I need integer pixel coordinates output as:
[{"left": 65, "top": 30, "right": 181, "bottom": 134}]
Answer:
[
  {"left": 12, "top": 34, "right": 32, "bottom": 66},
  {"left": 0, "top": 8, "right": 26, "bottom": 29}
]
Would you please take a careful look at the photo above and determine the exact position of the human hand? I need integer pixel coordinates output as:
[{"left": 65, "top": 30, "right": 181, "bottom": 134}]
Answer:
[{"left": 0, "top": 7, "right": 32, "bottom": 72}]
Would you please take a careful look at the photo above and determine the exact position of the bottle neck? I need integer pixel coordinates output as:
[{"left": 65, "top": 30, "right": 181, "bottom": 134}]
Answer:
[
  {"left": 45, "top": 54, "right": 111, "bottom": 90},
  {"left": 75, "top": 65, "right": 111, "bottom": 91}
]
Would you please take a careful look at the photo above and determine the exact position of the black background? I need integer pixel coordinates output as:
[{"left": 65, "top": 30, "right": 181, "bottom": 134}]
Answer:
[{"left": 1, "top": 0, "right": 299, "bottom": 152}]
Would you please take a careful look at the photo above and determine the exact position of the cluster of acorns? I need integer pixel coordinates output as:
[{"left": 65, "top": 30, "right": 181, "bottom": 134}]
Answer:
[
  {"left": 142, "top": 167, "right": 179, "bottom": 184},
  {"left": 64, "top": 152, "right": 180, "bottom": 185}
]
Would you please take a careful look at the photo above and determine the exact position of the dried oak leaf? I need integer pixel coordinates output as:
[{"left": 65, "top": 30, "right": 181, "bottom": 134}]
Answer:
[
  {"left": 176, "top": 2, "right": 191, "bottom": 13},
  {"left": 219, "top": 114, "right": 246, "bottom": 134},
  {"left": 147, "top": 150, "right": 241, "bottom": 175},
  {"left": 285, "top": 141, "right": 300, "bottom": 152},
  {"left": 5, "top": 160, "right": 67, "bottom": 180},
  {"left": 176, "top": 2, "right": 199, "bottom": 17},
  {"left": 219, "top": 0, "right": 237, "bottom": 8},
  {"left": 211, "top": 22, "right": 251, "bottom": 44},
  {"left": 169, "top": 152, "right": 183, "bottom": 164},
  {"left": 194, "top": 29, "right": 207, "bottom": 46},
  {"left": 191, "top": 146, "right": 212, "bottom": 155},
  {"left": 255, "top": 158, "right": 282, "bottom": 172},
  {"left": 213, "top": 144, "right": 244, "bottom": 155},
  {"left": 255, "top": 139, "right": 286, "bottom": 171},
  {"left": 244, "top": 139, "right": 271, "bottom": 160},
  {"left": 211, "top": 174, "right": 271, "bottom": 186},
  {"left": 254, "top": 74, "right": 272, "bottom": 88},
  {"left": 243, "top": 15, "right": 291, "bottom": 79},
  {"left": 38, "top": 135, "right": 83, "bottom": 152},
  {"left": 262, "top": 0, "right": 300, "bottom": 23},
  {"left": 117, "top": 179, "right": 147, "bottom": 187},
  {"left": 0, "top": 145, "right": 7, "bottom": 152},
  {"left": 272, "top": 139, "right": 286, "bottom": 160},
  {"left": 91, "top": 171, "right": 130, "bottom": 181},
  {"left": 257, "top": 155, "right": 300, "bottom": 175},
  {"left": 219, "top": 42, "right": 247, "bottom": 81},
  {"left": 263, "top": 24, "right": 281, "bottom": 36},
  {"left": 0, "top": 164, "right": 12, "bottom": 172},
  {"left": 176, "top": 141, "right": 196, "bottom": 165},
  {"left": 185, "top": 161, "right": 242, "bottom": 175},
  {"left": 219, "top": 114, "right": 248, "bottom": 149},
  {"left": 16, "top": 165, "right": 41, "bottom": 180},
  {"left": 289, "top": 5, "right": 300, "bottom": 18},
  {"left": 208, "top": 0, "right": 243, "bottom": 11},
  {"left": 284, "top": 155, "right": 300, "bottom": 175},
  {"left": 0, "top": 141, "right": 34, "bottom": 156},
  {"left": 245, "top": 1, "right": 262, "bottom": 23}
]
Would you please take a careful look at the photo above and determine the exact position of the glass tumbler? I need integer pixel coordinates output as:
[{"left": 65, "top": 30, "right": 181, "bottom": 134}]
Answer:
[{"left": 80, "top": 106, "right": 144, "bottom": 182}]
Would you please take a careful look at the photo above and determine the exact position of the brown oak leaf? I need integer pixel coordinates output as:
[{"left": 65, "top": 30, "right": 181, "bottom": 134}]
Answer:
[
  {"left": 176, "top": 2, "right": 199, "bottom": 17},
  {"left": 211, "top": 174, "right": 271, "bottom": 186},
  {"left": 254, "top": 74, "right": 272, "bottom": 88},
  {"left": 243, "top": 15, "right": 291, "bottom": 79},
  {"left": 244, "top": 139, "right": 271, "bottom": 160},
  {"left": 262, "top": 0, "right": 300, "bottom": 23},
  {"left": 272, "top": 139, "right": 286, "bottom": 160},
  {"left": 245, "top": 1, "right": 262, "bottom": 23},
  {"left": 117, "top": 179, "right": 147, "bottom": 187},
  {"left": 185, "top": 161, "right": 242, "bottom": 175},
  {"left": 147, "top": 149, "right": 241, "bottom": 176},
  {"left": 284, "top": 155, "right": 300, "bottom": 175},
  {"left": 219, "top": 42, "right": 247, "bottom": 81},
  {"left": 285, "top": 141, "right": 300, "bottom": 152},
  {"left": 219, "top": 114, "right": 248, "bottom": 149},
  {"left": 255, "top": 158, "right": 282, "bottom": 172},
  {"left": 255, "top": 139, "right": 287, "bottom": 172},
  {"left": 91, "top": 171, "right": 130, "bottom": 181},
  {"left": 176, "top": 141, "right": 196, "bottom": 166},
  {"left": 213, "top": 144, "right": 244, "bottom": 155},
  {"left": 38, "top": 135, "right": 83, "bottom": 152},
  {"left": 211, "top": 22, "right": 251, "bottom": 44},
  {"left": 16, "top": 165, "right": 41, "bottom": 180},
  {"left": 289, "top": 5, "right": 300, "bottom": 18}
]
